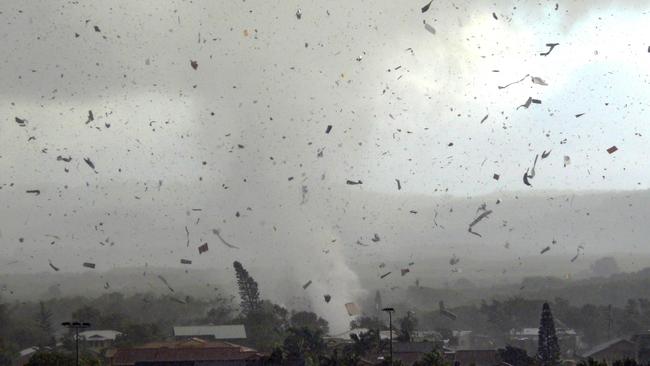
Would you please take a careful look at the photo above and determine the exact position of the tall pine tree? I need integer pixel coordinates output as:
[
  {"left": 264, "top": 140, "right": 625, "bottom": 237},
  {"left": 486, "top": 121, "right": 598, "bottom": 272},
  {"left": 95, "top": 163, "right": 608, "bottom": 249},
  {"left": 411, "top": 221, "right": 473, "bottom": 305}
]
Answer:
[
  {"left": 233, "top": 261, "right": 261, "bottom": 315},
  {"left": 537, "top": 302, "right": 560, "bottom": 366}
]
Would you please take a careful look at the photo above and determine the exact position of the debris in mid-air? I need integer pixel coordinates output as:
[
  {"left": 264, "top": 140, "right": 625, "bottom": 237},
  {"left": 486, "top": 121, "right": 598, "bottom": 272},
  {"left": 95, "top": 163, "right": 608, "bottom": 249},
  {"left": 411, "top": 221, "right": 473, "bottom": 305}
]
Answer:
[
  {"left": 325, "top": 125, "right": 332, "bottom": 134},
  {"left": 371, "top": 233, "right": 380, "bottom": 242},
  {"left": 468, "top": 210, "right": 493, "bottom": 237},
  {"left": 395, "top": 179, "right": 401, "bottom": 190},
  {"left": 531, "top": 76, "right": 548, "bottom": 86},
  {"left": 324, "top": 294, "right": 332, "bottom": 303},
  {"left": 157, "top": 275, "right": 174, "bottom": 292},
  {"left": 563, "top": 156, "right": 571, "bottom": 167},
  {"left": 541, "top": 150, "right": 551, "bottom": 159},
  {"left": 303, "top": 280, "right": 312, "bottom": 289},
  {"left": 575, "top": 113, "right": 585, "bottom": 118},
  {"left": 439, "top": 301, "right": 457, "bottom": 320},
  {"left": 540, "top": 246, "right": 551, "bottom": 254},
  {"left": 198, "top": 242, "right": 209, "bottom": 254},
  {"left": 212, "top": 229, "right": 240, "bottom": 249},
  {"left": 180, "top": 259, "right": 192, "bottom": 265},
  {"left": 346, "top": 180, "right": 363, "bottom": 185},
  {"left": 83, "top": 262, "right": 96, "bottom": 269},
  {"left": 421, "top": 0, "right": 433, "bottom": 13},
  {"left": 517, "top": 97, "right": 542, "bottom": 109},
  {"left": 83, "top": 158, "right": 95, "bottom": 170},
  {"left": 380, "top": 271, "right": 392, "bottom": 279},
  {"left": 49, "top": 260, "right": 60, "bottom": 271},
  {"left": 15, "top": 117, "right": 26, "bottom": 126},
  {"left": 85, "top": 110, "right": 94, "bottom": 124},
  {"left": 424, "top": 22, "right": 436, "bottom": 35},
  {"left": 26, "top": 190, "right": 40, "bottom": 195},
  {"left": 540, "top": 43, "right": 559, "bottom": 56},
  {"left": 498, "top": 74, "right": 529, "bottom": 89},
  {"left": 295, "top": 9, "right": 302, "bottom": 19},
  {"left": 450, "top": 255, "right": 460, "bottom": 265},
  {"left": 190, "top": 60, "right": 198, "bottom": 70},
  {"left": 401, "top": 268, "right": 410, "bottom": 276},
  {"left": 607, "top": 146, "right": 618, "bottom": 154},
  {"left": 493, "top": 174, "right": 500, "bottom": 181},
  {"left": 345, "top": 302, "right": 361, "bottom": 316},
  {"left": 480, "top": 114, "right": 488, "bottom": 124}
]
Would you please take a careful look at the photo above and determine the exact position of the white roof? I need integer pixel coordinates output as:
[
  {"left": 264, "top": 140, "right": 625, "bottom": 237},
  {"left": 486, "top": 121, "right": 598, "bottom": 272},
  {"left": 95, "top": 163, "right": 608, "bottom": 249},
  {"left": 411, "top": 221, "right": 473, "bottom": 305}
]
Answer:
[
  {"left": 328, "top": 328, "right": 398, "bottom": 341},
  {"left": 78, "top": 330, "right": 122, "bottom": 341},
  {"left": 19, "top": 347, "right": 39, "bottom": 357},
  {"left": 173, "top": 325, "right": 247, "bottom": 339}
]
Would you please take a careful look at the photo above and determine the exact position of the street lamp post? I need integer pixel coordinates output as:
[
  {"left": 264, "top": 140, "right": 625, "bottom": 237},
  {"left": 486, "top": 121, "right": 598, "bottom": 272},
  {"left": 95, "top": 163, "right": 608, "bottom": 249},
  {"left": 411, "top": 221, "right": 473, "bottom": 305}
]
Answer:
[
  {"left": 382, "top": 307, "right": 395, "bottom": 364},
  {"left": 61, "top": 321, "right": 91, "bottom": 366}
]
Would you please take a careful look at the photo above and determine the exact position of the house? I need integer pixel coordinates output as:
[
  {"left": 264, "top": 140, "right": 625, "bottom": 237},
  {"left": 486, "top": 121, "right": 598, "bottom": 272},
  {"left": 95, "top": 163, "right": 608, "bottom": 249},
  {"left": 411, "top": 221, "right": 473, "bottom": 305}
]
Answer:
[
  {"left": 392, "top": 342, "right": 437, "bottom": 365},
  {"left": 108, "top": 338, "right": 267, "bottom": 366},
  {"left": 581, "top": 338, "right": 637, "bottom": 365},
  {"left": 78, "top": 330, "right": 123, "bottom": 349},
  {"left": 173, "top": 325, "right": 246, "bottom": 341},
  {"left": 325, "top": 328, "right": 399, "bottom": 345},
  {"left": 451, "top": 330, "right": 497, "bottom": 350},
  {"left": 452, "top": 349, "right": 501, "bottom": 366}
]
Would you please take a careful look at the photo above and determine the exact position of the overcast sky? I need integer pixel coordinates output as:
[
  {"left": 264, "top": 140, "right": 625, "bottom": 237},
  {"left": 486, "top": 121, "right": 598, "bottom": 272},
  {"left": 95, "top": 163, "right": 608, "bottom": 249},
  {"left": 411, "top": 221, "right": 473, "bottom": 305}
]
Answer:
[{"left": 2, "top": 0, "right": 650, "bottom": 331}]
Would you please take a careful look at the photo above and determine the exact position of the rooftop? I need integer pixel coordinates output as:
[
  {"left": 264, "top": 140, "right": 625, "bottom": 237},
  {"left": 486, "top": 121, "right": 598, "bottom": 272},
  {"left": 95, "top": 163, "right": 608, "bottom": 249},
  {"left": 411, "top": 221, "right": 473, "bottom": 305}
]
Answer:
[{"left": 173, "top": 324, "right": 247, "bottom": 339}]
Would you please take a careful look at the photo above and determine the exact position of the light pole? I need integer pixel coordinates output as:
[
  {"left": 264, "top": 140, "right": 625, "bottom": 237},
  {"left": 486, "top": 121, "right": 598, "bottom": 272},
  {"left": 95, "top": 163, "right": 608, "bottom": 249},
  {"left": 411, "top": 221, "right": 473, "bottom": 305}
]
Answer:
[
  {"left": 382, "top": 307, "right": 395, "bottom": 364},
  {"left": 61, "top": 321, "right": 91, "bottom": 366}
]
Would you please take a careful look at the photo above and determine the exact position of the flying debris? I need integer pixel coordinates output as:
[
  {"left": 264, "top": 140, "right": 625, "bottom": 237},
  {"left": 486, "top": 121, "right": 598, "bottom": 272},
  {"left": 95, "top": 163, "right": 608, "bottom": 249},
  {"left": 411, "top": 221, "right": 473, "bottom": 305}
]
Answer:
[
  {"left": 529, "top": 154, "right": 539, "bottom": 178},
  {"left": 531, "top": 76, "right": 548, "bottom": 86},
  {"left": 83, "top": 262, "right": 96, "bottom": 269},
  {"left": 15, "top": 117, "right": 26, "bottom": 126},
  {"left": 86, "top": 110, "right": 94, "bottom": 124},
  {"left": 324, "top": 294, "right": 332, "bottom": 303},
  {"left": 185, "top": 226, "right": 190, "bottom": 247},
  {"left": 563, "top": 156, "right": 571, "bottom": 167},
  {"left": 180, "top": 259, "right": 192, "bottom": 265},
  {"left": 424, "top": 22, "right": 436, "bottom": 35},
  {"left": 93, "top": 25, "right": 101, "bottom": 32},
  {"left": 540, "top": 43, "right": 559, "bottom": 56},
  {"left": 607, "top": 146, "right": 618, "bottom": 154},
  {"left": 104, "top": 282, "right": 110, "bottom": 289},
  {"left": 302, "top": 280, "right": 312, "bottom": 289},
  {"left": 57, "top": 156, "right": 72, "bottom": 162},
  {"left": 439, "top": 301, "right": 457, "bottom": 320},
  {"left": 517, "top": 97, "right": 541, "bottom": 109},
  {"left": 480, "top": 114, "right": 488, "bottom": 124},
  {"left": 498, "top": 74, "right": 529, "bottom": 89},
  {"left": 345, "top": 302, "right": 361, "bottom": 316},
  {"left": 190, "top": 60, "right": 198, "bottom": 70},
  {"left": 325, "top": 125, "right": 332, "bottom": 134},
  {"left": 49, "top": 260, "right": 60, "bottom": 271},
  {"left": 83, "top": 157, "right": 95, "bottom": 170},
  {"left": 26, "top": 190, "right": 40, "bottom": 196},
  {"left": 157, "top": 275, "right": 175, "bottom": 292},
  {"left": 346, "top": 180, "right": 363, "bottom": 185},
  {"left": 493, "top": 174, "right": 500, "bottom": 181},
  {"left": 575, "top": 113, "right": 585, "bottom": 118},
  {"left": 540, "top": 246, "right": 551, "bottom": 254},
  {"left": 450, "top": 255, "right": 460, "bottom": 265},
  {"left": 541, "top": 150, "right": 551, "bottom": 159},
  {"left": 371, "top": 233, "right": 380, "bottom": 242},
  {"left": 212, "top": 229, "right": 240, "bottom": 249},
  {"left": 468, "top": 210, "right": 493, "bottom": 237},
  {"left": 380, "top": 271, "right": 392, "bottom": 279},
  {"left": 295, "top": 8, "right": 302, "bottom": 19},
  {"left": 492, "top": 12, "right": 498, "bottom": 20},
  {"left": 198, "top": 242, "right": 209, "bottom": 254},
  {"left": 395, "top": 179, "right": 401, "bottom": 190},
  {"left": 401, "top": 268, "right": 410, "bottom": 276},
  {"left": 421, "top": 0, "right": 433, "bottom": 13}
]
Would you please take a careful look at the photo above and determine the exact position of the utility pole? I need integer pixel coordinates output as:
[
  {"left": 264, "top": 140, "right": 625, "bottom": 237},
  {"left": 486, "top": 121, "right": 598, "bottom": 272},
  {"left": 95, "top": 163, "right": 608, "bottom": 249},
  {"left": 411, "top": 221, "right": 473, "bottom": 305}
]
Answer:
[
  {"left": 61, "top": 321, "right": 91, "bottom": 366},
  {"left": 382, "top": 307, "right": 395, "bottom": 364}
]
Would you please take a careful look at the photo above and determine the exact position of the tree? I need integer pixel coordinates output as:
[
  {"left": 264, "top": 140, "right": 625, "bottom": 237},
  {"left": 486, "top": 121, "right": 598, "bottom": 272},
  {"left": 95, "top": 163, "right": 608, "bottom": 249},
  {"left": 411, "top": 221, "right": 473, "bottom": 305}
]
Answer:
[
  {"left": 35, "top": 301, "right": 55, "bottom": 348},
  {"left": 0, "top": 338, "right": 16, "bottom": 366},
  {"left": 26, "top": 351, "right": 74, "bottom": 366},
  {"left": 498, "top": 346, "right": 534, "bottom": 366},
  {"left": 290, "top": 311, "right": 329, "bottom": 334},
  {"left": 279, "top": 327, "right": 327, "bottom": 365},
  {"left": 414, "top": 348, "right": 447, "bottom": 366},
  {"left": 397, "top": 313, "right": 418, "bottom": 342},
  {"left": 233, "top": 261, "right": 261, "bottom": 315},
  {"left": 537, "top": 302, "right": 560, "bottom": 366},
  {"left": 114, "top": 323, "right": 163, "bottom": 347},
  {"left": 243, "top": 301, "right": 288, "bottom": 351},
  {"left": 70, "top": 305, "right": 101, "bottom": 326}
]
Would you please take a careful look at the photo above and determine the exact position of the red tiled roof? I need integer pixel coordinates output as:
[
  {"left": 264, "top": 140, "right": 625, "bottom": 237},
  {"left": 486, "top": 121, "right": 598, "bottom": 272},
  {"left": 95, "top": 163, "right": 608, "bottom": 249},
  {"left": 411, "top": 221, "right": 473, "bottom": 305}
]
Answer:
[{"left": 110, "top": 340, "right": 266, "bottom": 365}]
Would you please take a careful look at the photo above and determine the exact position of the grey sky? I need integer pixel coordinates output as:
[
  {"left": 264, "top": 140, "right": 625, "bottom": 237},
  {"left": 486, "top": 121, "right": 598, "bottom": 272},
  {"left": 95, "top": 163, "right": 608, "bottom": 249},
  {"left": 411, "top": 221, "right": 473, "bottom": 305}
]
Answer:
[{"left": 1, "top": 0, "right": 650, "bottom": 331}]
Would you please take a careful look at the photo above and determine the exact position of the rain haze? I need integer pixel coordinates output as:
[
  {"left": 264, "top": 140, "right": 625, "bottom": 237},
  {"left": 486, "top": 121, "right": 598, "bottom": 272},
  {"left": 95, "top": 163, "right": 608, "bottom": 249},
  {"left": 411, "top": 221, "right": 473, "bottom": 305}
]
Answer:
[{"left": 2, "top": 0, "right": 650, "bottom": 347}]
